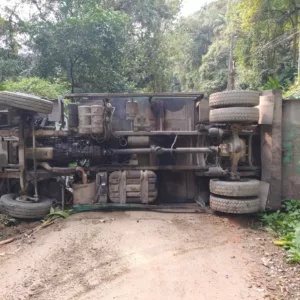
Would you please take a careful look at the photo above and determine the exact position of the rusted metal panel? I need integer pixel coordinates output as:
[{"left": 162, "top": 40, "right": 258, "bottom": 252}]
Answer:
[
  {"left": 163, "top": 98, "right": 195, "bottom": 131},
  {"left": 127, "top": 136, "right": 150, "bottom": 147},
  {"left": 73, "top": 203, "right": 208, "bottom": 212},
  {"left": 34, "top": 130, "right": 71, "bottom": 137},
  {"left": 197, "top": 98, "right": 210, "bottom": 123},
  {"left": 26, "top": 148, "right": 54, "bottom": 160},
  {"left": 282, "top": 99, "right": 300, "bottom": 200},
  {"left": 159, "top": 171, "right": 197, "bottom": 202},
  {"left": 83, "top": 96, "right": 197, "bottom": 132},
  {"left": 110, "top": 98, "right": 156, "bottom": 131},
  {"left": 48, "top": 98, "right": 64, "bottom": 123},
  {"left": 260, "top": 90, "right": 282, "bottom": 209},
  {"left": 65, "top": 92, "right": 204, "bottom": 98},
  {"left": 95, "top": 172, "right": 107, "bottom": 203},
  {"left": 68, "top": 103, "right": 79, "bottom": 128},
  {"left": 93, "top": 165, "right": 258, "bottom": 172},
  {"left": 0, "top": 140, "right": 8, "bottom": 171},
  {"left": 259, "top": 94, "right": 275, "bottom": 125},
  {"left": 113, "top": 131, "right": 203, "bottom": 136},
  {"left": 0, "top": 129, "right": 19, "bottom": 137},
  {"left": 0, "top": 170, "right": 56, "bottom": 181},
  {"left": 0, "top": 171, "right": 19, "bottom": 178},
  {"left": 73, "top": 182, "right": 96, "bottom": 205},
  {"left": 260, "top": 181, "right": 270, "bottom": 211}
]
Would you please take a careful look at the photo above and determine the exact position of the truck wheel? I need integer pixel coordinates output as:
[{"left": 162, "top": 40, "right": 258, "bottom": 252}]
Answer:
[
  {"left": 0, "top": 92, "right": 53, "bottom": 114},
  {"left": 209, "top": 90, "right": 260, "bottom": 108},
  {"left": 210, "top": 195, "right": 260, "bottom": 214},
  {"left": 0, "top": 193, "right": 52, "bottom": 219},
  {"left": 209, "top": 107, "right": 259, "bottom": 123},
  {"left": 210, "top": 179, "right": 260, "bottom": 197}
]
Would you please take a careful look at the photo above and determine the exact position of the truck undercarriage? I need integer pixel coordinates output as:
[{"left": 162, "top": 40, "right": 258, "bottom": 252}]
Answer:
[{"left": 0, "top": 90, "right": 265, "bottom": 218}]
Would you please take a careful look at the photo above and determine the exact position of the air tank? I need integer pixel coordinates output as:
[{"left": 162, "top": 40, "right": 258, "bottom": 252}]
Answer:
[
  {"left": 91, "top": 104, "right": 104, "bottom": 134},
  {"left": 78, "top": 106, "right": 91, "bottom": 135}
]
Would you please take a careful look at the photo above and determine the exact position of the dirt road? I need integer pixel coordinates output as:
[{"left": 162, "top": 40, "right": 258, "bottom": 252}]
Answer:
[{"left": 0, "top": 211, "right": 292, "bottom": 300}]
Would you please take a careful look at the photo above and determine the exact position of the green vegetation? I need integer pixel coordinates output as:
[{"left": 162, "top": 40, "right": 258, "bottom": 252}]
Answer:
[
  {"left": 261, "top": 200, "right": 300, "bottom": 263},
  {"left": 0, "top": 0, "right": 300, "bottom": 95},
  {"left": 42, "top": 207, "right": 73, "bottom": 227},
  {"left": 0, "top": 77, "right": 69, "bottom": 98},
  {"left": 284, "top": 81, "right": 300, "bottom": 99},
  {"left": 0, "top": 0, "right": 180, "bottom": 93},
  {"left": 168, "top": 0, "right": 300, "bottom": 94}
]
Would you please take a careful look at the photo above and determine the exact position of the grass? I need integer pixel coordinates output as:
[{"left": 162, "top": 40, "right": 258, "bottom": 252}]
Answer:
[{"left": 261, "top": 199, "right": 300, "bottom": 263}]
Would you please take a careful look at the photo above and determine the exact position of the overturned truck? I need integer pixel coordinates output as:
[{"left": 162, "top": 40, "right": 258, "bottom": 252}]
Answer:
[{"left": 0, "top": 90, "right": 268, "bottom": 218}]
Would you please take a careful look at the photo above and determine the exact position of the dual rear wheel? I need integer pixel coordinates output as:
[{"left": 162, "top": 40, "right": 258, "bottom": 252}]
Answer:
[
  {"left": 209, "top": 90, "right": 260, "bottom": 213},
  {"left": 209, "top": 179, "right": 260, "bottom": 214},
  {"left": 209, "top": 90, "right": 260, "bottom": 123}
]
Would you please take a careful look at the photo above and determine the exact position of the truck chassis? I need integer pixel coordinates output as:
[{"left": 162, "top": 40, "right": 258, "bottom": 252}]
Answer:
[{"left": 0, "top": 91, "right": 263, "bottom": 218}]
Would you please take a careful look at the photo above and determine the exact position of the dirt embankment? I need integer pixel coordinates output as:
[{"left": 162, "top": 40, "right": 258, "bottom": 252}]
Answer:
[{"left": 0, "top": 211, "right": 299, "bottom": 300}]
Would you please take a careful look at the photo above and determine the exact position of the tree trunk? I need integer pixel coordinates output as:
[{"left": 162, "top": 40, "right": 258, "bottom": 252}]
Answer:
[
  {"left": 70, "top": 61, "right": 75, "bottom": 93},
  {"left": 290, "top": 0, "right": 299, "bottom": 65}
]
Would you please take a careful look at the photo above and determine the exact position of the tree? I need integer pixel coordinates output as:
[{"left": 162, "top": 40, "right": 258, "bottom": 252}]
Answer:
[
  {"left": 99, "top": 0, "right": 182, "bottom": 92},
  {"left": 23, "top": 0, "right": 182, "bottom": 92},
  {"left": 0, "top": 7, "right": 29, "bottom": 82},
  {"left": 26, "top": 3, "right": 130, "bottom": 92},
  {"left": 167, "top": 0, "right": 228, "bottom": 93},
  {"left": 166, "top": 0, "right": 300, "bottom": 94},
  {"left": 232, "top": 0, "right": 300, "bottom": 89}
]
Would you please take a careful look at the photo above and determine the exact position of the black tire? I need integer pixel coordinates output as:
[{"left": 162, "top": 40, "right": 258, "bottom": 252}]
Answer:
[
  {"left": 210, "top": 179, "right": 260, "bottom": 197},
  {"left": 210, "top": 195, "right": 260, "bottom": 214},
  {"left": 209, "top": 90, "right": 260, "bottom": 108},
  {"left": 0, "top": 92, "right": 53, "bottom": 114},
  {"left": 1, "top": 193, "right": 52, "bottom": 219},
  {"left": 209, "top": 107, "right": 259, "bottom": 123}
]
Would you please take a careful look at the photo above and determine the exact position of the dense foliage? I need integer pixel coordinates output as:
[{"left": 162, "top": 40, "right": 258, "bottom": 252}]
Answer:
[
  {"left": 168, "top": 0, "right": 300, "bottom": 94},
  {"left": 0, "top": 0, "right": 181, "bottom": 93},
  {"left": 261, "top": 200, "right": 300, "bottom": 263},
  {"left": 1, "top": 0, "right": 300, "bottom": 95},
  {"left": 0, "top": 77, "right": 69, "bottom": 98},
  {"left": 167, "top": 1, "right": 228, "bottom": 94},
  {"left": 27, "top": 6, "right": 129, "bottom": 92}
]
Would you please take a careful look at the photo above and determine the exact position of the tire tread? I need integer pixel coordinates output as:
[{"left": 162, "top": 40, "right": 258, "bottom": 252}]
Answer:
[
  {"left": 209, "top": 90, "right": 260, "bottom": 108},
  {"left": 210, "top": 195, "right": 260, "bottom": 214},
  {"left": 0, "top": 92, "right": 53, "bottom": 114},
  {"left": 210, "top": 179, "right": 260, "bottom": 197},
  {"left": 1, "top": 193, "right": 52, "bottom": 219},
  {"left": 209, "top": 107, "right": 259, "bottom": 123}
]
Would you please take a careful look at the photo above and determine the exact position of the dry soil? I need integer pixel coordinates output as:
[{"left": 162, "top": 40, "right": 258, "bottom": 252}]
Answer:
[{"left": 0, "top": 210, "right": 299, "bottom": 300}]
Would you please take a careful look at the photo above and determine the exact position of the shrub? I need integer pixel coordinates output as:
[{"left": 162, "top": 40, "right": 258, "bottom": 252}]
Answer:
[{"left": 0, "top": 77, "right": 69, "bottom": 99}]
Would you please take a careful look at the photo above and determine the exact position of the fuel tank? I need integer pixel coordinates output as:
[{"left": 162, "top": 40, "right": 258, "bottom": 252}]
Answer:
[{"left": 109, "top": 170, "right": 157, "bottom": 204}]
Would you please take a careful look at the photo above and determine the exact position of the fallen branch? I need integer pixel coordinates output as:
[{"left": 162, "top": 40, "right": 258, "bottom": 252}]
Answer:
[
  {"left": 0, "top": 237, "right": 15, "bottom": 246},
  {"left": 0, "top": 209, "right": 72, "bottom": 247}
]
